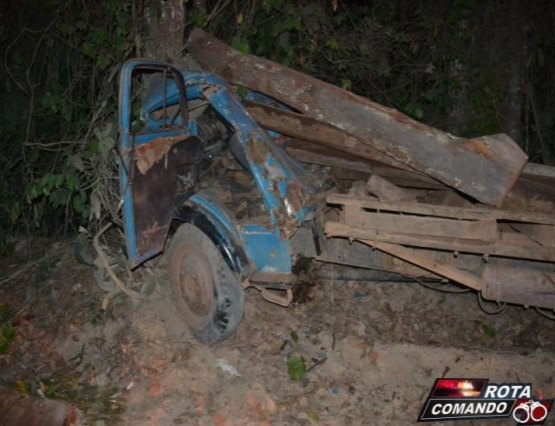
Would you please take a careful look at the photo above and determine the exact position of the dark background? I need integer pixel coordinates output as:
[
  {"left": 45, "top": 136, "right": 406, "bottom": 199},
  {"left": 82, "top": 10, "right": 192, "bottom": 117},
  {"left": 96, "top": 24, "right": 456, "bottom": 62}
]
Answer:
[{"left": 1, "top": 0, "right": 554, "bottom": 249}]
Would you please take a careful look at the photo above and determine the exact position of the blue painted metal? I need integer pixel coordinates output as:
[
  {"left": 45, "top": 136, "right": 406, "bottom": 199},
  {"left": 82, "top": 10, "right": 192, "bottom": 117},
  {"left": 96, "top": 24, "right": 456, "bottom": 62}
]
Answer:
[
  {"left": 176, "top": 206, "right": 249, "bottom": 274},
  {"left": 185, "top": 195, "right": 291, "bottom": 273},
  {"left": 120, "top": 59, "right": 319, "bottom": 277},
  {"left": 144, "top": 72, "right": 318, "bottom": 224},
  {"left": 186, "top": 194, "right": 292, "bottom": 273},
  {"left": 240, "top": 224, "right": 292, "bottom": 273},
  {"left": 243, "top": 89, "right": 294, "bottom": 112},
  {"left": 188, "top": 193, "right": 241, "bottom": 242},
  {"left": 118, "top": 59, "right": 190, "bottom": 266},
  {"left": 119, "top": 61, "right": 140, "bottom": 265}
]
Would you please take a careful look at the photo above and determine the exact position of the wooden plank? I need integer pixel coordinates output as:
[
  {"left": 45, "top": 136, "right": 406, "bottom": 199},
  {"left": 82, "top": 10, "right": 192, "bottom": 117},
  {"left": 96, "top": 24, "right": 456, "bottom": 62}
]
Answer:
[
  {"left": 330, "top": 167, "right": 371, "bottom": 181},
  {"left": 325, "top": 221, "right": 555, "bottom": 262},
  {"left": 279, "top": 138, "right": 446, "bottom": 189},
  {"left": 513, "top": 163, "right": 555, "bottom": 208},
  {"left": 506, "top": 175, "right": 555, "bottom": 211},
  {"left": 482, "top": 265, "right": 555, "bottom": 309},
  {"left": 509, "top": 223, "right": 555, "bottom": 247},
  {"left": 318, "top": 237, "right": 437, "bottom": 277},
  {"left": 327, "top": 220, "right": 493, "bottom": 251},
  {"left": 327, "top": 193, "right": 555, "bottom": 225},
  {"left": 343, "top": 207, "right": 498, "bottom": 243},
  {"left": 243, "top": 100, "right": 411, "bottom": 171},
  {"left": 495, "top": 231, "right": 555, "bottom": 261},
  {"left": 355, "top": 239, "right": 484, "bottom": 291},
  {"left": 366, "top": 174, "right": 416, "bottom": 201},
  {"left": 371, "top": 166, "right": 446, "bottom": 189},
  {"left": 418, "top": 189, "right": 474, "bottom": 208},
  {"left": 284, "top": 146, "right": 374, "bottom": 173},
  {"left": 523, "top": 162, "right": 555, "bottom": 179},
  {"left": 187, "top": 28, "right": 528, "bottom": 206}
]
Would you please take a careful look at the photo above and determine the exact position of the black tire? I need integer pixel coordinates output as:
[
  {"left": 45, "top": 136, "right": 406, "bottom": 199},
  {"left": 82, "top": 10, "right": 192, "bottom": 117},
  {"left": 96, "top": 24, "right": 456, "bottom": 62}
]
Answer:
[{"left": 168, "top": 223, "right": 244, "bottom": 343}]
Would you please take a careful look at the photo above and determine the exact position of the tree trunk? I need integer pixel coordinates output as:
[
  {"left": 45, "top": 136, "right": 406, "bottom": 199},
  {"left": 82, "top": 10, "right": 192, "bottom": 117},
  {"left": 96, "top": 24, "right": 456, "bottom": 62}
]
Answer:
[{"left": 143, "top": 0, "right": 186, "bottom": 63}]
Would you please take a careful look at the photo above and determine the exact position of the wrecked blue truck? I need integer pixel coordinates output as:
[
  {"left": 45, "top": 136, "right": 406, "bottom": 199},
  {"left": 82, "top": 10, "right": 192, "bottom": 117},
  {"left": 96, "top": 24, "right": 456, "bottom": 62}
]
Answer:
[
  {"left": 119, "top": 59, "right": 326, "bottom": 343},
  {"left": 118, "top": 59, "right": 555, "bottom": 343}
]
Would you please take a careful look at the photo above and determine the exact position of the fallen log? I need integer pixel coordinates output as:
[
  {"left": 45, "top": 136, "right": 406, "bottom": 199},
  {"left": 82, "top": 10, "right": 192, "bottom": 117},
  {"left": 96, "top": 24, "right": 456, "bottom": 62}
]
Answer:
[
  {"left": 0, "top": 387, "right": 81, "bottom": 426},
  {"left": 245, "top": 98, "right": 555, "bottom": 207},
  {"left": 187, "top": 28, "right": 528, "bottom": 206}
]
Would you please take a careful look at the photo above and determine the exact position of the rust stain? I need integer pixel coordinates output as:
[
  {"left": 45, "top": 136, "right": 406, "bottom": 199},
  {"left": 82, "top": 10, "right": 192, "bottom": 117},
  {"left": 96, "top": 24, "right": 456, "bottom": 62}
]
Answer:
[
  {"left": 246, "top": 134, "right": 270, "bottom": 164},
  {"left": 285, "top": 180, "right": 304, "bottom": 213},
  {"left": 387, "top": 108, "right": 432, "bottom": 133},
  {"left": 134, "top": 136, "right": 185, "bottom": 175},
  {"left": 462, "top": 138, "right": 495, "bottom": 161},
  {"left": 139, "top": 221, "right": 166, "bottom": 250}
]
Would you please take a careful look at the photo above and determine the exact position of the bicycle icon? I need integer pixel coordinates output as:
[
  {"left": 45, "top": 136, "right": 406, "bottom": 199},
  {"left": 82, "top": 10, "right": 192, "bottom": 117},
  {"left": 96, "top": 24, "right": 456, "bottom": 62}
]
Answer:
[{"left": 512, "top": 399, "right": 549, "bottom": 424}]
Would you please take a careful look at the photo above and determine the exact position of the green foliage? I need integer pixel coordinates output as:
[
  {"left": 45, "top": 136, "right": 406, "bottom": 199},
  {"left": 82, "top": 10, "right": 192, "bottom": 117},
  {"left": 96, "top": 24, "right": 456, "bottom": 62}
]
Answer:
[
  {"left": 0, "top": 323, "right": 16, "bottom": 355},
  {"left": 284, "top": 329, "right": 306, "bottom": 381},
  {"left": 262, "top": 0, "right": 283, "bottom": 14},
  {"left": 198, "top": 0, "right": 554, "bottom": 153},
  {"left": 481, "top": 323, "right": 496, "bottom": 338},
  {"left": 21, "top": 124, "right": 117, "bottom": 229},
  {"left": 231, "top": 37, "right": 251, "bottom": 54},
  {"left": 286, "top": 354, "right": 307, "bottom": 382},
  {"left": 0, "top": 0, "right": 134, "bottom": 239},
  {"left": 0, "top": 305, "right": 16, "bottom": 355},
  {"left": 14, "top": 374, "right": 125, "bottom": 423},
  {"left": 235, "top": 85, "right": 248, "bottom": 99}
]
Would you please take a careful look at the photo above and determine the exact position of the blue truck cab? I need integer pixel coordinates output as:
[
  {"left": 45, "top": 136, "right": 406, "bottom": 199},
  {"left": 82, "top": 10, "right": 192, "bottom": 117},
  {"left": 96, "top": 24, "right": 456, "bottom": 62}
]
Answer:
[{"left": 118, "top": 59, "right": 321, "bottom": 342}]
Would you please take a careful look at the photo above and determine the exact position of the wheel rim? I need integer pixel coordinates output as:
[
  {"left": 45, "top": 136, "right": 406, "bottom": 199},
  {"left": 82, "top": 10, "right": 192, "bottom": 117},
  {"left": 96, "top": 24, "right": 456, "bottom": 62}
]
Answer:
[{"left": 175, "top": 249, "right": 214, "bottom": 326}]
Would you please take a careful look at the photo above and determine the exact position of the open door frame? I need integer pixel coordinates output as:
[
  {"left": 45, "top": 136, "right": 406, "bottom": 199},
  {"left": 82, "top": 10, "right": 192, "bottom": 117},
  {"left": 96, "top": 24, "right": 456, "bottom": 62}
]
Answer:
[{"left": 118, "top": 59, "right": 197, "bottom": 267}]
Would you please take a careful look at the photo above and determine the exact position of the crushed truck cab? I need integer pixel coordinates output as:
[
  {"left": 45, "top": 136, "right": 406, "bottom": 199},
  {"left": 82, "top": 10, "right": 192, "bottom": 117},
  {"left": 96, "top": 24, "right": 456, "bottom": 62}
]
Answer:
[{"left": 118, "top": 59, "right": 321, "bottom": 342}]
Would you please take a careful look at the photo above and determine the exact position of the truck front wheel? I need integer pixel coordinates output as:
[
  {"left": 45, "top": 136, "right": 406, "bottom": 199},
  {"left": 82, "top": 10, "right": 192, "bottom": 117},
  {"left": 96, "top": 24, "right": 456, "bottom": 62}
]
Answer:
[{"left": 168, "top": 223, "right": 244, "bottom": 343}]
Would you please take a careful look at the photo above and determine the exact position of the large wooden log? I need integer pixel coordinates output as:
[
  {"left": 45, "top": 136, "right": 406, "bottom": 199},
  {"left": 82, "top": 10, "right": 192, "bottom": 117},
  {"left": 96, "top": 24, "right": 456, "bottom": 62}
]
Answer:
[
  {"left": 0, "top": 387, "right": 81, "bottom": 426},
  {"left": 246, "top": 96, "right": 555, "bottom": 207},
  {"left": 187, "top": 28, "right": 528, "bottom": 206}
]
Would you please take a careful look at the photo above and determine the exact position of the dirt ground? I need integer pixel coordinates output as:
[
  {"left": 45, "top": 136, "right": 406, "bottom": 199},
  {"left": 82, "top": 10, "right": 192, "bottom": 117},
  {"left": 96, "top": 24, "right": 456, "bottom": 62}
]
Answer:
[{"left": 0, "top": 238, "right": 554, "bottom": 425}]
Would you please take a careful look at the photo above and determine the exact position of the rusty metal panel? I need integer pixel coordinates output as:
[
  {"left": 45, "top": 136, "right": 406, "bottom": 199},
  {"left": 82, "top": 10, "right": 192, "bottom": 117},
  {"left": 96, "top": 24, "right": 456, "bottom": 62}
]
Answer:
[
  {"left": 130, "top": 136, "right": 202, "bottom": 261},
  {"left": 187, "top": 28, "right": 528, "bottom": 206},
  {"left": 134, "top": 135, "right": 187, "bottom": 174}
]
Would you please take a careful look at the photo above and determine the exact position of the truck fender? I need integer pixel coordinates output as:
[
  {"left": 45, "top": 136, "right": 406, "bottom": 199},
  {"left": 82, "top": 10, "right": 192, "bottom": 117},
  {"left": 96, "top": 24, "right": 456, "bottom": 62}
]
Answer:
[{"left": 173, "top": 204, "right": 251, "bottom": 281}]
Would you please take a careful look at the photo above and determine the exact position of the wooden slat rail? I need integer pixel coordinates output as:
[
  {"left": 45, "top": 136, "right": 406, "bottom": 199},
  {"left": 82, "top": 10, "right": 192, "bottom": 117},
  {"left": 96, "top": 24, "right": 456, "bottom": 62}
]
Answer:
[
  {"left": 343, "top": 207, "right": 498, "bottom": 243},
  {"left": 325, "top": 221, "right": 555, "bottom": 262},
  {"left": 327, "top": 193, "right": 555, "bottom": 226},
  {"left": 355, "top": 239, "right": 484, "bottom": 291}
]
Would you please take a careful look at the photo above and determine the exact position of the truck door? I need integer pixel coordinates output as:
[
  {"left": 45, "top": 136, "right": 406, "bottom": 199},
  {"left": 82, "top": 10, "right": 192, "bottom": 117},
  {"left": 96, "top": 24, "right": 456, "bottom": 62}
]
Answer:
[{"left": 118, "top": 59, "right": 200, "bottom": 267}]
